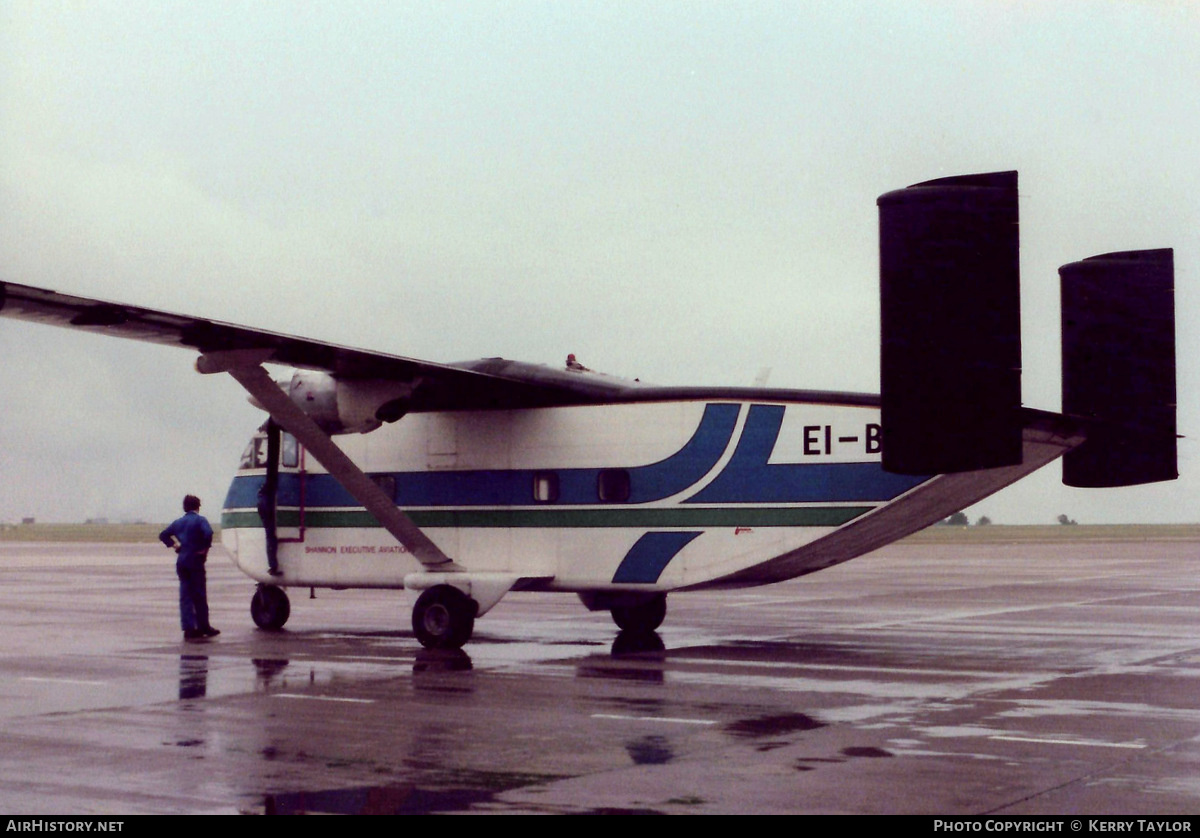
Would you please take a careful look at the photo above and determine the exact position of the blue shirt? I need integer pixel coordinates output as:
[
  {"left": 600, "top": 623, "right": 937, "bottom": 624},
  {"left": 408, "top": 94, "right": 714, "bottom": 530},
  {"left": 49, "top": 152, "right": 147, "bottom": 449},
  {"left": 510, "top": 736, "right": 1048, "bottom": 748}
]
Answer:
[{"left": 160, "top": 511, "right": 214, "bottom": 570}]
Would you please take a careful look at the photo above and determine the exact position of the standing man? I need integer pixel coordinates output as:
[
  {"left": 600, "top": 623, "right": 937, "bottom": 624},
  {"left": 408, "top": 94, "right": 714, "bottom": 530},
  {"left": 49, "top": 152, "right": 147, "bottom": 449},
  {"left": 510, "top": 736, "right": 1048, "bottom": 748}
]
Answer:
[{"left": 160, "top": 495, "right": 219, "bottom": 640}]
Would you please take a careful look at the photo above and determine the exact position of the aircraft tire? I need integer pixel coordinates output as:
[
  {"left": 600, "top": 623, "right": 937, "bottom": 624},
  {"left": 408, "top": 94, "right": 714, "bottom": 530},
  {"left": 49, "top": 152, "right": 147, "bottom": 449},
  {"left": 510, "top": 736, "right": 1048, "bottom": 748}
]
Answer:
[
  {"left": 251, "top": 584, "right": 291, "bottom": 630},
  {"left": 610, "top": 593, "right": 667, "bottom": 633},
  {"left": 412, "top": 585, "right": 478, "bottom": 650}
]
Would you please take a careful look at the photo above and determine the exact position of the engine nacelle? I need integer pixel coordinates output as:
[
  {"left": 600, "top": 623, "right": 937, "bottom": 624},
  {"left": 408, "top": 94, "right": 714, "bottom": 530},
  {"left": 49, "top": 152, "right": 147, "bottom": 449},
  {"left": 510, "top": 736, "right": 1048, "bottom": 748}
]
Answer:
[{"left": 280, "top": 371, "right": 413, "bottom": 434}]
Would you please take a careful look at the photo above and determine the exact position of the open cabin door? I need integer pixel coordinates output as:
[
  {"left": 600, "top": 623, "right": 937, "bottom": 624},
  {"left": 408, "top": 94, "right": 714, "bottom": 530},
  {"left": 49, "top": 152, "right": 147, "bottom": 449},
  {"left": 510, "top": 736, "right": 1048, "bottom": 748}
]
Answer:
[
  {"left": 246, "top": 421, "right": 306, "bottom": 544},
  {"left": 275, "top": 429, "right": 305, "bottom": 542}
]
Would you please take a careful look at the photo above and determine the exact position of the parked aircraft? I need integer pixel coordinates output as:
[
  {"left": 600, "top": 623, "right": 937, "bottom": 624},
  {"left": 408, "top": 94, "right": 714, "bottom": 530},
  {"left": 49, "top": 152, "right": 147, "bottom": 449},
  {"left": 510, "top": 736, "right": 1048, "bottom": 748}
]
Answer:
[{"left": 0, "top": 171, "right": 1177, "bottom": 649}]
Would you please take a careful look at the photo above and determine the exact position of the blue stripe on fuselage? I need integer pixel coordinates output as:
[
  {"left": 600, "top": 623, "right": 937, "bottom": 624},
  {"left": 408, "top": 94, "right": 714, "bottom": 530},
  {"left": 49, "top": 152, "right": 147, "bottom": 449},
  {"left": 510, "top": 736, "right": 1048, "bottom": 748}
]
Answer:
[
  {"left": 223, "top": 473, "right": 305, "bottom": 509},
  {"left": 225, "top": 402, "right": 740, "bottom": 509},
  {"left": 611, "top": 531, "right": 702, "bottom": 583},
  {"left": 685, "top": 405, "right": 927, "bottom": 503}
]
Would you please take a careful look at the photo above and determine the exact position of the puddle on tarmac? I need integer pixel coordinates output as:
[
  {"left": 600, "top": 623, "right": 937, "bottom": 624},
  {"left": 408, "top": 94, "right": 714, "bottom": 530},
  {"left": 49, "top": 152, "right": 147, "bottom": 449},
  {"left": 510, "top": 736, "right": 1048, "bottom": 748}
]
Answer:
[
  {"left": 595, "top": 696, "right": 664, "bottom": 712},
  {"left": 262, "top": 769, "right": 562, "bottom": 814},
  {"left": 841, "top": 746, "right": 893, "bottom": 758},
  {"left": 793, "top": 746, "right": 894, "bottom": 771},
  {"left": 575, "top": 659, "right": 665, "bottom": 684},
  {"left": 578, "top": 807, "right": 667, "bottom": 815},
  {"left": 178, "top": 654, "right": 208, "bottom": 700},
  {"left": 412, "top": 649, "right": 472, "bottom": 673},
  {"left": 724, "top": 712, "right": 826, "bottom": 738},
  {"left": 626, "top": 734, "right": 674, "bottom": 765},
  {"left": 265, "top": 784, "right": 494, "bottom": 814}
]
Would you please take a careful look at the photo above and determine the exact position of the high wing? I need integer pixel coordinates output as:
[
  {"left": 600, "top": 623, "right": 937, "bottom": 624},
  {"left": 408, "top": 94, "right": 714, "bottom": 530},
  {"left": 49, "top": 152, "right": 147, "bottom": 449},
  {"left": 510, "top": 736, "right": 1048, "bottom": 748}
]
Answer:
[
  {"left": 2, "top": 279, "right": 628, "bottom": 572},
  {"left": 0, "top": 277, "right": 883, "bottom": 576},
  {"left": 0, "top": 281, "right": 630, "bottom": 411},
  {"left": 0, "top": 280, "right": 883, "bottom": 411}
]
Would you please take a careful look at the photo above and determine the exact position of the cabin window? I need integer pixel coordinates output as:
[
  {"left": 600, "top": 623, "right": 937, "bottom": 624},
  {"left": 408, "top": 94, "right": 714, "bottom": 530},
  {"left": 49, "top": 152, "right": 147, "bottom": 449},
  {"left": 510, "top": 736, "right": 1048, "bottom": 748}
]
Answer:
[
  {"left": 597, "top": 469, "right": 631, "bottom": 503},
  {"left": 371, "top": 474, "right": 397, "bottom": 500},
  {"left": 281, "top": 433, "right": 299, "bottom": 468},
  {"left": 533, "top": 472, "right": 559, "bottom": 503}
]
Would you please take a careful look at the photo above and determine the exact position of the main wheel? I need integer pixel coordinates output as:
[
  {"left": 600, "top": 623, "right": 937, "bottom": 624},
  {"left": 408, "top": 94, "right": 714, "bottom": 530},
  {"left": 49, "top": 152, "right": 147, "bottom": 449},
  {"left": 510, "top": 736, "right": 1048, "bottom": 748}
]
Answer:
[
  {"left": 412, "top": 585, "right": 478, "bottom": 649},
  {"left": 251, "top": 585, "right": 291, "bottom": 630},
  {"left": 610, "top": 593, "right": 667, "bottom": 633}
]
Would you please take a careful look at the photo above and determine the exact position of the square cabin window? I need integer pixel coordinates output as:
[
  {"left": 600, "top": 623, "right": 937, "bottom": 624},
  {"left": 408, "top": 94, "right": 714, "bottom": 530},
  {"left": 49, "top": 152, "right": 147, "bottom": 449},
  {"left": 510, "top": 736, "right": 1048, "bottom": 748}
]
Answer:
[
  {"left": 597, "top": 469, "right": 631, "bottom": 503},
  {"left": 281, "top": 433, "right": 300, "bottom": 468},
  {"left": 533, "top": 472, "right": 559, "bottom": 503},
  {"left": 371, "top": 474, "right": 397, "bottom": 500}
]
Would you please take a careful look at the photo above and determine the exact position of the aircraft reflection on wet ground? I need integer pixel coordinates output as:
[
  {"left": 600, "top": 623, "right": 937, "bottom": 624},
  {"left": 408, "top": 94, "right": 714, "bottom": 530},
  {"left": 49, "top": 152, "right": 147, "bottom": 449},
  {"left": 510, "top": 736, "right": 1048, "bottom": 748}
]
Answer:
[{"left": 1, "top": 538, "right": 1200, "bottom": 814}]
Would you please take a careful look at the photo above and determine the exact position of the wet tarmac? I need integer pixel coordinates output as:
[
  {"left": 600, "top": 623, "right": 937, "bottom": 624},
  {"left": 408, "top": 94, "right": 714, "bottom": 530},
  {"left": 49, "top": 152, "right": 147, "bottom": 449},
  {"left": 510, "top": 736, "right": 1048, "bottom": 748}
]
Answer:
[{"left": 1, "top": 537, "right": 1199, "bottom": 814}]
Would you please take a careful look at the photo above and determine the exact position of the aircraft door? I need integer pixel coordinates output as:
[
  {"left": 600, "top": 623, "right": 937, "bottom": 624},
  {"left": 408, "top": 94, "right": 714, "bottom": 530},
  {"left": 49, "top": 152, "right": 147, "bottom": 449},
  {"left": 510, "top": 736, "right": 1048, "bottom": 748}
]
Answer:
[
  {"left": 254, "top": 420, "right": 306, "bottom": 545},
  {"left": 275, "top": 427, "right": 305, "bottom": 541}
]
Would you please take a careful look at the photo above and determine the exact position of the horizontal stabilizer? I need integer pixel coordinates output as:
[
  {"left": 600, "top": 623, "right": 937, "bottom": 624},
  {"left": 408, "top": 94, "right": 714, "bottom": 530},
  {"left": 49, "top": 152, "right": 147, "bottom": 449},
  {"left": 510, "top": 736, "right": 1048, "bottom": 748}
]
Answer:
[
  {"left": 877, "top": 171, "right": 1022, "bottom": 475},
  {"left": 1060, "top": 249, "right": 1177, "bottom": 487}
]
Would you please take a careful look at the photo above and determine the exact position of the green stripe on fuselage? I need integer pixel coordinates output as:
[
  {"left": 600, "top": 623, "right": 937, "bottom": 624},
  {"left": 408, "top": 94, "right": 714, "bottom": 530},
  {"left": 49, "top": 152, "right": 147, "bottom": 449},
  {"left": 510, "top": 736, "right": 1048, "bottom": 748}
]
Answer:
[{"left": 221, "top": 506, "right": 872, "bottom": 530}]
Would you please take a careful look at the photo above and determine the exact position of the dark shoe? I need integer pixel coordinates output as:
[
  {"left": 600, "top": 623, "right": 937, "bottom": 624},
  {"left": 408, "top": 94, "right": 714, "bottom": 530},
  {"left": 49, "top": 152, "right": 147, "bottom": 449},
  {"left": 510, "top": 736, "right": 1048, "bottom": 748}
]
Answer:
[
  {"left": 201, "top": 626, "right": 221, "bottom": 638},
  {"left": 183, "top": 629, "right": 203, "bottom": 640}
]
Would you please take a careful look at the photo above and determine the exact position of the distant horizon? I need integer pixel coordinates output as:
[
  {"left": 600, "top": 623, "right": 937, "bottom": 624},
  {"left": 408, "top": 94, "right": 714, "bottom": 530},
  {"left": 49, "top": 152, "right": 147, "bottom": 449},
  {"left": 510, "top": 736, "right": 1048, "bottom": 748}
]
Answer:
[
  {"left": 5, "top": 519, "right": 1199, "bottom": 530},
  {"left": 2, "top": 3, "right": 1196, "bottom": 525}
]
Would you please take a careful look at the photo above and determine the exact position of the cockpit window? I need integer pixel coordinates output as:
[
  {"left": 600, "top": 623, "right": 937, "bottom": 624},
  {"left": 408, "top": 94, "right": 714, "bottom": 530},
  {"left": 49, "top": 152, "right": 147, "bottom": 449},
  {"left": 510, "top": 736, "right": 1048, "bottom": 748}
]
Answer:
[{"left": 238, "top": 437, "right": 264, "bottom": 470}]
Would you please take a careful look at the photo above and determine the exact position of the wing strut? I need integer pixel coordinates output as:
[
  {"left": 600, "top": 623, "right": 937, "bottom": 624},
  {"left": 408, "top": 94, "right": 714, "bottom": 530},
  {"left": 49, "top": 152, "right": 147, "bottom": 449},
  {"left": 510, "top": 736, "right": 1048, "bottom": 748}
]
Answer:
[{"left": 200, "top": 353, "right": 461, "bottom": 572}]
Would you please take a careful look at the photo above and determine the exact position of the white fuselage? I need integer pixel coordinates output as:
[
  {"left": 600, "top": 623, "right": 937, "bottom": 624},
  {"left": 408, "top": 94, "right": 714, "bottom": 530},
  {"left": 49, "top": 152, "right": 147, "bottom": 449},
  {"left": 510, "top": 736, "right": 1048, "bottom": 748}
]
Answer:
[{"left": 220, "top": 397, "right": 1075, "bottom": 594}]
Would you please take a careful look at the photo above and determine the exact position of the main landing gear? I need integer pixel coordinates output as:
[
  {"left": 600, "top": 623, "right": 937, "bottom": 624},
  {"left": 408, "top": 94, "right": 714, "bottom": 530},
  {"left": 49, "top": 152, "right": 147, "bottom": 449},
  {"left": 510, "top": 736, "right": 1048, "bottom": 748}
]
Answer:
[
  {"left": 412, "top": 585, "right": 479, "bottom": 649},
  {"left": 251, "top": 584, "right": 291, "bottom": 630},
  {"left": 610, "top": 592, "right": 667, "bottom": 634}
]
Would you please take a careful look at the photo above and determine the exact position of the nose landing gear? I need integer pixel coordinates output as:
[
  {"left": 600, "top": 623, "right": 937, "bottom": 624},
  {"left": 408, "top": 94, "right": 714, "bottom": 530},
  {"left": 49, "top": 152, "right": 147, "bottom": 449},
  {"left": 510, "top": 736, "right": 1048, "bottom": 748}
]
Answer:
[{"left": 251, "top": 584, "right": 291, "bottom": 630}]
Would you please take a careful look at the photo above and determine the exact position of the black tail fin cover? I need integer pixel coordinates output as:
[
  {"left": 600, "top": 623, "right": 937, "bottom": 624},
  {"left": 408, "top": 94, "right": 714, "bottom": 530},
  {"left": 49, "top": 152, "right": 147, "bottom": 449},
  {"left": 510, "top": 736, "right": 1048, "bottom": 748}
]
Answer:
[
  {"left": 878, "top": 171, "right": 1022, "bottom": 475},
  {"left": 1060, "top": 249, "right": 1176, "bottom": 487}
]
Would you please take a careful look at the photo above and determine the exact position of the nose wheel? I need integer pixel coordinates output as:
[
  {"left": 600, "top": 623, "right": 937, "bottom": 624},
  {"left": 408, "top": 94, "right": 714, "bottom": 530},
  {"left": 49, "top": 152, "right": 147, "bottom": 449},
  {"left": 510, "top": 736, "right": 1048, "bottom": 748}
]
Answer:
[
  {"left": 412, "top": 585, "right": 478, "bottom": 649},
  {"left": 251, "top": 584, "right": 291, "bottom": 630}
]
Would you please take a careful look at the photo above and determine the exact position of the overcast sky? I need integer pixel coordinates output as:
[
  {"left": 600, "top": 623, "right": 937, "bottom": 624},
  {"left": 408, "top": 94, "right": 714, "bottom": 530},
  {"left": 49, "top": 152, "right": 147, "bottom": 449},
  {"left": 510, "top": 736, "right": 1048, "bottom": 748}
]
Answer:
[{"left": 1, "top": 1, "right": 1197, "bottom": 524}]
